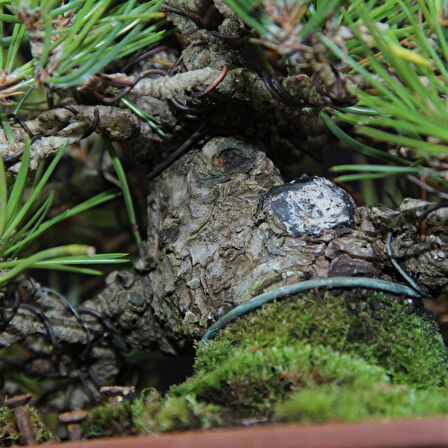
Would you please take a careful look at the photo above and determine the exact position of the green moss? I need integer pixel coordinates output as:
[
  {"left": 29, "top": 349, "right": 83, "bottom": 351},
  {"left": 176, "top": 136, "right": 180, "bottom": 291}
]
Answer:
[
  {"left": 0, "top": 406, "right": 56, "bottom": 446},
  {"left": 196, "top": 293, "right": 448, "bottom": 388},
  {"left": 0, "top": 407, "right": 20, "bottom": 446},
  {"left": 81, "top": 389, "right": 221, "bottom": 438},
  {"left": 275, "top": 383, "right": 448, "bottom": 423},
  {"left": 172, "top": 343, "right": 388, "bottom": 412},
  {"left": 170, "top": 292, "right": 448, "bottom": 418},
  {"left": 82, "top": 401, "right": 136, "bottom": 438},
  {"left": 134, "top": 389, "right": 221, "bottom": 434},
  {"left": 29, "top": 407, "right": 57, "bottom": 444},
  {"left": 81, "top": 292, "right": 448, "bottom": 433}
]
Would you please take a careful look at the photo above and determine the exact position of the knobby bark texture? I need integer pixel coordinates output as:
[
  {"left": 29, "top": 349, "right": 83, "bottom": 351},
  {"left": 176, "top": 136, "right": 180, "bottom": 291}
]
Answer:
[
  {"left": 3, "top": 138, "right": 448, "bottom": 356},
  {"left": 1, "top": 0, "right": 358, "bottom": 178},
  {"left": 3, "top": 0, "right": 448, "bottom": 417},
  {"left": 109, "top": 137, "right": 448, "bottom": 351}
]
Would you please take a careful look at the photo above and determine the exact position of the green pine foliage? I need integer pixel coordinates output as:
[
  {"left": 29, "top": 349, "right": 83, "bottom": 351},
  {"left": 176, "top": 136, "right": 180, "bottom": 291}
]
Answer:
[
  {"left": 0, "top": 138, "right": 127, "bottom": 284},
  {"left": 224, "top": 0, "right": 346, "bottom": 40},
  {"left": 327, "top": 1, "right": 448, "bottom": 156},
  {"left": 0, "top": 0, "right": 165, "bottom": 89},
  {"left": 225, "top": 0, "right": 448, "bottom": 187},
  {"left": 0, "top": 0, "right": 169, "bottom": 285}
]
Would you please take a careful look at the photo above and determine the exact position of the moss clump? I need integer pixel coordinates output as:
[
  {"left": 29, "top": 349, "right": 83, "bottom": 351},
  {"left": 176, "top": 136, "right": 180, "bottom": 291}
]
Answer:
[
  {"left": 170, "top": 292, "right": 448, "bottom": 419},
  {"left": 275, "top": 383, "right": 448, "bottom": 423},
  {"left": 0, "top": 406, "right": 56, "bottom": 446},
  {"left": 82, "top": 389, "right": 221, "bottom": 438},
  {"left": 134, "top": 389, "right": 221, "bottom": 434},
  {"left": 81, "top": 292, "right": 448, "bottom": 433},
  {"left": 82, "top": 401, "right": 137, "bottom": 438},
  {"left": 194, "top": 293, "right": 448, "bottom": 388},
  {"left": 172, "top": 343, "right": 388, "bottom": 412},
  {"left": 0, "top": 407, "right": 20, "bottom": 446}
]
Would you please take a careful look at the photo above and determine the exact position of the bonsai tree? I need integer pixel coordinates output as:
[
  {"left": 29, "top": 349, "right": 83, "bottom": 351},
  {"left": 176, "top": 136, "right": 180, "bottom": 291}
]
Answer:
[{"left": 2, "top": 0, "right": 448, "bottom": 443}]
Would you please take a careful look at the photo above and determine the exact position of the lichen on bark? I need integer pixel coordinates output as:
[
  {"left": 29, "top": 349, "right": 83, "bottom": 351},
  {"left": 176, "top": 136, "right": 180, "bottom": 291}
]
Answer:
[
  {"left": 77, "top": 136, "right": 448, "bottom": 434},
  {"left": 3, "top": 137, "right": 448, "bottom": 356},
  {"left": 100, "top": 137, "right": 447, "bottom": 351}
]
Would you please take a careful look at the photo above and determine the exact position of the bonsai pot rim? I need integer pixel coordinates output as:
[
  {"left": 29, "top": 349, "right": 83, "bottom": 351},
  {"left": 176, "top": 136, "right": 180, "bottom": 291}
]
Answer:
[{"left": 48, "top": 418, "right": 448, "bottom": 448}]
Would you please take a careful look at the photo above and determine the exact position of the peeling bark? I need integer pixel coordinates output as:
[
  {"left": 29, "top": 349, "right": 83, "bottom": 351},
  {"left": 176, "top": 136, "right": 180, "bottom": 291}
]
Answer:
[
  {"left": 127, "top": 137, "right": 448, "bottom": 348},
  {"left": 1, "top": 106, "right": 144, "bottom": 171},
  {"left": 2, "top": 1, "right": 448, "bottom": 421},
  {"left": 0, "top": 0, "right": 341, "bottom": 174},
  {"left": 3, "top": 138, "right": 448, "bottom": 354}
]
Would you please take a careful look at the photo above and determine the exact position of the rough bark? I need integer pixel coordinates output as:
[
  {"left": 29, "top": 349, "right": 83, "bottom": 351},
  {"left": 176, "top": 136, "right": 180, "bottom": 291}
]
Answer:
[
  {"left": 128, "top": 137, "right": 448, "bottom": 348},
  {"left": 2, "top": 0, "right": 448, "bottom": 424},
  {"left": 1, "top": 106, "right": 144, "bottom": 171},
  {"left": 0, "top": 0, "right": 346, "bottom": 175},
  {"left": 3, "top": 138, "right": 447, "bottom": 356}
]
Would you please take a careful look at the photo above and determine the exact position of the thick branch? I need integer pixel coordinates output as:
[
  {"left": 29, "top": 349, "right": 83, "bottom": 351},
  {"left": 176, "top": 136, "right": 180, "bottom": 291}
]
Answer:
[{"left": 2, "top": 139, "right": 448, "bottom": 353}]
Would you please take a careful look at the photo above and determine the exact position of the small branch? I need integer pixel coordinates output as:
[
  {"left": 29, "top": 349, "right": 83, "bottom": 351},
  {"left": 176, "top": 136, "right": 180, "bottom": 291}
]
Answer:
[{"left": 0, "top": 106, "right": 142, "bottom": 170}]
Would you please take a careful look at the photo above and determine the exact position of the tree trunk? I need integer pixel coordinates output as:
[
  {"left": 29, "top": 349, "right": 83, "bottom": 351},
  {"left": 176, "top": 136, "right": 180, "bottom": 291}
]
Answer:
[{"left": 3, "top": 137, "right": 448, "bottom": 356}]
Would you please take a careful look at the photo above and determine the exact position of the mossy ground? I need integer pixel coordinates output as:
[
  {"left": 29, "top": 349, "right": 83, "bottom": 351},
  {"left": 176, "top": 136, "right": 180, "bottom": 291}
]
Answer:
[
  {"left": 0, "top": 405, "right": 56, "bottom": 446},
  {"left": 81, "top": 292, "right": 448, "bottom": 437}
]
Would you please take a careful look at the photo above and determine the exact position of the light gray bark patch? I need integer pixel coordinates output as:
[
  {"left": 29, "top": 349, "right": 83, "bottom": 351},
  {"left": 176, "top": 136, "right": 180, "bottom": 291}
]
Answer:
[{"left": 262, "top": 175, "right": 358, "bottom": 237}]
